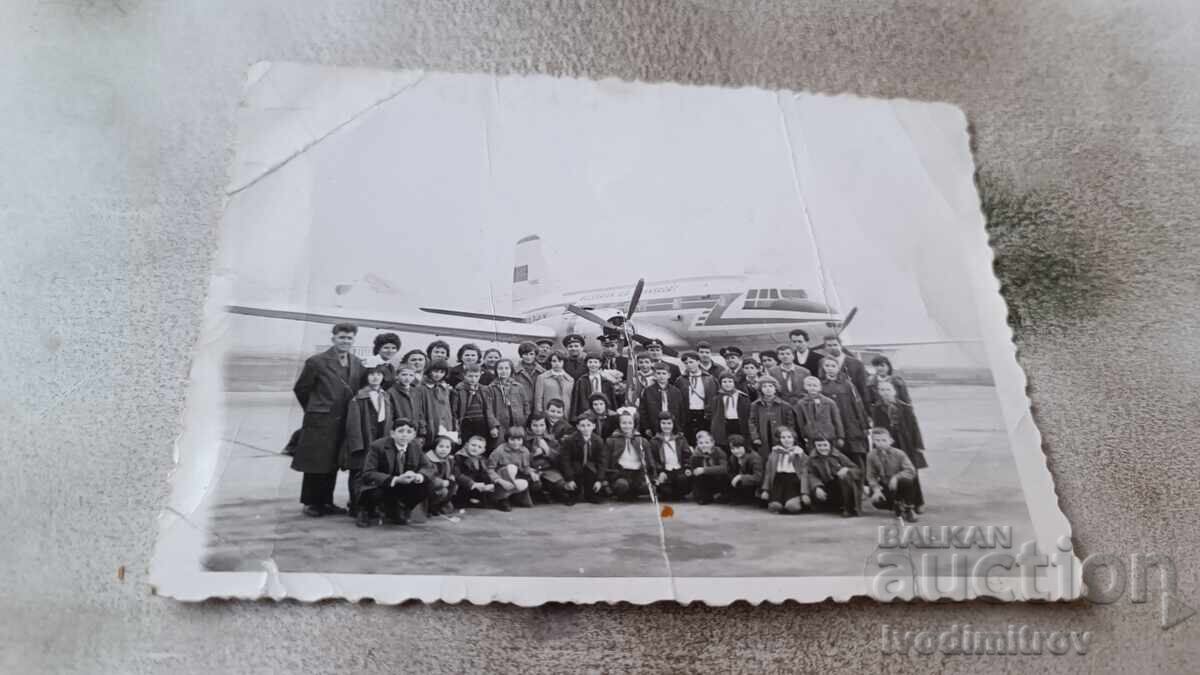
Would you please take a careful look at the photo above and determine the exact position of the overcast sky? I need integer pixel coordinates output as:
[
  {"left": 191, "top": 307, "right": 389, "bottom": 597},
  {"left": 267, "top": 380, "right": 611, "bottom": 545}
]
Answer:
[{"left": 219, "top": 65, "right": 985, "bottom": 359}]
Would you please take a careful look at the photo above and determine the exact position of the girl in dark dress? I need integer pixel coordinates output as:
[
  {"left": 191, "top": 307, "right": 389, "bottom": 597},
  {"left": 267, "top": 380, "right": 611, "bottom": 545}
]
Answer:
[{"left": 867, "top": 355, "right": 913, "bottom": 407}]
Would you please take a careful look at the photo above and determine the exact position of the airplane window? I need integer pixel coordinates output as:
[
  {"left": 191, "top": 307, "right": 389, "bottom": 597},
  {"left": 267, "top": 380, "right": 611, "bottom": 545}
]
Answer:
[
  {"left": 747, "top": 289, "right": 758, "bottom": 299},
  {"left": 769, "top": 289, "right": 779, "bottom": 299},
  {"left": 781, "top": 289, "right": 808, "bottom": 299}
]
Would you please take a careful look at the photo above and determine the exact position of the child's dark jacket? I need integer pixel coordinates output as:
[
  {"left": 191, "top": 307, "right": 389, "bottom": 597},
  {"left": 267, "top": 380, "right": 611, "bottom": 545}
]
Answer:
[{"left": 342, "top": 386, "right": 394, "bottom": 470}]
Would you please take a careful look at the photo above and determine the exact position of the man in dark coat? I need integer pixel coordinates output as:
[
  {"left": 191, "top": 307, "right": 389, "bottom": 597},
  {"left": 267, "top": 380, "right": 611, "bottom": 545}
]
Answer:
[
  {"left": 359, "top": 420, "right": 431, "bottom": 524},
  {"left": 561, "top": 334, "right": 590, "bottom": 381},
  {"left": 790, "top": 329, "right": 826, "bottom": 378},
  {"left": 291, "top": 323, "right": 363, "bottom": 517}
]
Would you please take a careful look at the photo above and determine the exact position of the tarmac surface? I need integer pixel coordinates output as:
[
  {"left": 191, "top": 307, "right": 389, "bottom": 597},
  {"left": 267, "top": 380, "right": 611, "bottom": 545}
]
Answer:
[{"left": 204, "top": 382, "right": 1035, "bottom": 577}]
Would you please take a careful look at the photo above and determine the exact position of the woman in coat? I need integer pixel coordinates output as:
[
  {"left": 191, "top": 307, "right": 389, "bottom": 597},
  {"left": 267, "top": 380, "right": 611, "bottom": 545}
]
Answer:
[{"left": 867, "top": 355, "right": 913, "bottom": 408}]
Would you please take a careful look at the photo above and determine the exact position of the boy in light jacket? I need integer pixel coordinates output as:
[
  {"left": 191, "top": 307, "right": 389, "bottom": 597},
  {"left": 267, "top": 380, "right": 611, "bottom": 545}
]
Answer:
[{"left": 866, "top": 426, "right": 919, "bottom": 523}]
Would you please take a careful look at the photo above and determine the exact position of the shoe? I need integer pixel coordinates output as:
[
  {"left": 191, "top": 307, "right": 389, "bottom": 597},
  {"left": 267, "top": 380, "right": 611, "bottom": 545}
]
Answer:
[
  {"left": 302, "top": 505, "right": 323, "bottom": 518},
  {"left": 902, "top": 508, "right": 918, "bottom": 523},
  {"left": 497, "top": 500, "right": 513, "bottom": 512},
  {"left": 355, "top": 511, "right": 372, "bottom": 528},
  {"left": 321, "top": 504, "right": 349, "bottom": 516},
  {"left": 841, "top": 509, "right": 852, "bottom": 518},
  {"left": 914, "top": 505, "right": 925, "bottom": 514},
  {"left": 384, "top": 507, "right": 410, "bottom": 525}
]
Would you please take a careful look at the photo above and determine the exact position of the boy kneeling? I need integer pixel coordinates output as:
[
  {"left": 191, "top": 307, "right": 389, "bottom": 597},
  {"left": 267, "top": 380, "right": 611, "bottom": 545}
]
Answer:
[
  {"left": 804, "top": 438, "right": 860, "bottom": 517},
  {"left": 453, "top": 435, "right": 497, "bottom": 510},
  {"left": 487, "top": 427, "right": 536, "bottom": 511},
  {"left": 359, "top": 419, "right": 430, "bottom": 526},
  {"left": 727, "top": 435, "right": 764, "bottom": 505},
  {"left": 866, "top": 427, "right": 919, "bottom": 523}
]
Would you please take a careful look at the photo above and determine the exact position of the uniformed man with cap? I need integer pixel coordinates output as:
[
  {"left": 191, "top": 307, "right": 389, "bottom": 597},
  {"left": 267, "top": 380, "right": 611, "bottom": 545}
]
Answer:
[
  {"left": 645, "top": 338, "right": 681, "bottom": 380},
  {"left": 598, "top": 334, "right": 629, "bottom": 374},
  {"left": 561, "top": 334, "right": 589, "bottom": 381},
  {"left": 720, "top": 346, "right": 744, "bottom": 383}
]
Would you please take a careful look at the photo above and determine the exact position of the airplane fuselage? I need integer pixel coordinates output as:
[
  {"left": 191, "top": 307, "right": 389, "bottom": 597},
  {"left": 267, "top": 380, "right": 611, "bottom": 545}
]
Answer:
[{"left": 518, "top": 275, "right": 843, "bottom": 352}]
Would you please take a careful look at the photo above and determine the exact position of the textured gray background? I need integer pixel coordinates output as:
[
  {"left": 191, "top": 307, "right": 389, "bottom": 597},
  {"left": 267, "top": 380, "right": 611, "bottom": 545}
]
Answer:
[{"left": 2, "top": 1, "right": 1198, "bottom": 672}]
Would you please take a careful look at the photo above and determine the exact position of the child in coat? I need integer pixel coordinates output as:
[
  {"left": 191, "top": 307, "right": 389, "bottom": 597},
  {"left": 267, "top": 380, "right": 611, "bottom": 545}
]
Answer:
[
  {"left": 420, "top": 435, "right": 459, "bottom": 516},
  {"left": 688, "top": 430, "right": 729, "bottom": 505},
  {"left": 419, "top": 360, "right": 456, "bottom": 449},
  {"left": 650, "top": 412, "right": 693, "bottom": 501},
  {"left": 453, "top": 435, "right": 497, "bottom": 510},
  {"left": 388, "top": 363, "right": 426, "bottom": 447},
  {"left": 488, "top": 358, "right": 532, "bottom": 444},
  {"left": 487, "top": 427, "right": 535, "bottom": 511},
  {"left": 869, "top": 379, "right": 928, "bottom": 511},
  {"left": 452, "top": 363, "right": 498, "bottom": 446},
  {"left": 526, "top": 413, "right": 573, "bottom": 505},
  {"left": 727, "top": 435, "right": 764, "bottom": 506},
  {"left": 342, "top": 364, "right": 394, "bottom": 517},
  {"left": 736, "top": 359, "right": 762, "bottom": 401},
  {"left": 544, "top": 398, "right": 574, "bottom": 441},
  {"left": 711, "top": 371, "right": 751, "bottom": 447},
  {"left": 748, "top": 376, "right": 799, "bottom": 459},
  {"left": 804, "top": 438, "right": 860, "bottom": 517},
  {"left": 560, "top": 413, "right": 608, "bottom": 503},
  {"left": 579, "top": 392, "right": 620, "bottom": 439},
  {"left": 534, "top": 351, "right": 575, "bottom": 416},
  {"left": 605, "top": 412, "right": 653, "bottom": 501},
  {"left": 760, "top": 426, "right": 808, "bottom": 514},
  {"left": 820, "top": 358, "right": 870, "bottom": 468},
  {"left": 795, "top": 375, "right": 845, "bottom": 450}
]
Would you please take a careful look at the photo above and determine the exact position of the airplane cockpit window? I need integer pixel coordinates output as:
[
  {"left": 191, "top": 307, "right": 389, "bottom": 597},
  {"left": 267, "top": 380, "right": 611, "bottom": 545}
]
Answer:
[{"left": 743, "top": 288, "right": 809, "bottom": 309}]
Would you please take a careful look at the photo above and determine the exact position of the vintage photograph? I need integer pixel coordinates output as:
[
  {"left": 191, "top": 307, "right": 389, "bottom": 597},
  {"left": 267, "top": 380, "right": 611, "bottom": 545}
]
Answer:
[{"left": 151, "top": 63, "right": 1072, "bottom": 604}]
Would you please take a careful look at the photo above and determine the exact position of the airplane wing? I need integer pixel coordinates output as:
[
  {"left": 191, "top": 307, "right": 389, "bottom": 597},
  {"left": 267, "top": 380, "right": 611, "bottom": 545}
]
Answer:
[{"left": 226, "top": 303, "right": 556, "bottom": 343}]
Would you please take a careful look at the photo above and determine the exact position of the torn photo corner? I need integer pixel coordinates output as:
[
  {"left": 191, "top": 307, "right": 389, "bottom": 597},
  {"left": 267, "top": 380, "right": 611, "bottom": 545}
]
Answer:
[{"left": 150, "top": 62, "right": 1077, "bottom": 605}]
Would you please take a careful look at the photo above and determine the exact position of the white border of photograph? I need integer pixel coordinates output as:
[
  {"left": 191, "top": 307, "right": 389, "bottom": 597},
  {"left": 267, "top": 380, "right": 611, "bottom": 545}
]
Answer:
[{"left": 150, "top": 63, "right": 1078, "bottom": 605}]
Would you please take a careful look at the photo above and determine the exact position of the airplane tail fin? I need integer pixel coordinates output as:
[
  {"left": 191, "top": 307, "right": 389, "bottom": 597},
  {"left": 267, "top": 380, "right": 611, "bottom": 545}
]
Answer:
[{"left": 512, "top": 234, "right": 550, "bottom": 310}]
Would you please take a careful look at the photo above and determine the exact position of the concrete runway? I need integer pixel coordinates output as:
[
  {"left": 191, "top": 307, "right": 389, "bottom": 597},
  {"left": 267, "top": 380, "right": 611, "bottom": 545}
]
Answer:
[{"left": 204, "top": 382, "right": 1035, "bottom": 577}]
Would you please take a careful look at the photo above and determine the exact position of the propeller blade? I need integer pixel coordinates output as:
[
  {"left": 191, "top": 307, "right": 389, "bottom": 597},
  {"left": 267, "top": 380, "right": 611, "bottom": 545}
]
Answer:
[
  {"left": 626, "top": 278, "right": 645, "bottom": 319},
  {"left": 566, "top": 305, "right": 616, "bottom": 330},
  {"left": 837, "top": 306, "right": 858, "bottom": 336}
]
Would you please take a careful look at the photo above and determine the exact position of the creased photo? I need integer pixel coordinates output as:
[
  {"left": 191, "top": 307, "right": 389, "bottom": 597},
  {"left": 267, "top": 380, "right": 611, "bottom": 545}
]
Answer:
[{"left": 150, "top": 63, "right": 1076, "bottom": 605}]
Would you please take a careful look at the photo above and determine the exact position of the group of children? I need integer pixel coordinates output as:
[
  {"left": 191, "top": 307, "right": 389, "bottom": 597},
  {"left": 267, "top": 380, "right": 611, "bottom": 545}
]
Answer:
[{"left": 293, "top": 325, "right": 929, "bottom": 527}]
